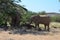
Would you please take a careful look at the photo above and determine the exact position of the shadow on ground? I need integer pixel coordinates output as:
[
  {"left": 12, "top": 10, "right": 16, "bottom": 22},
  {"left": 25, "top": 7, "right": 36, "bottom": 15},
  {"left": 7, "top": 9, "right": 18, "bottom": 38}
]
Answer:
[
  {"left": 8, "top": 27, "right": 60, "bottom": 36},
  {"left": 0, "top": 24, "right": 60, "bottom": 35},
  {"left": 9, "top": 29, "right": 49, "bottom": 35}
]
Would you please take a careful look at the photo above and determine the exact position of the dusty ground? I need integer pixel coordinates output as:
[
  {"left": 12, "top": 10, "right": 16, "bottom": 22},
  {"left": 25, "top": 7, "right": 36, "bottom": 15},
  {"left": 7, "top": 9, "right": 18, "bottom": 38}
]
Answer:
[
  {"left": 0, "top": 22, "right": 60, "bottom": 40},
  {"left": 0, "top": 30, "right": 60, "bottom": 40}
]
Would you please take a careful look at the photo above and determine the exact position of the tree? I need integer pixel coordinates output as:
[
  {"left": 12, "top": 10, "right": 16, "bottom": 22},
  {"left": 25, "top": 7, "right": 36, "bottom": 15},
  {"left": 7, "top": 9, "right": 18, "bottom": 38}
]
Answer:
[
  {"left": 0, "top": 0, "right": 27, "bottom": 29},
  {"left": 38, "top": 11, "right": 46, "bottom": 15}
]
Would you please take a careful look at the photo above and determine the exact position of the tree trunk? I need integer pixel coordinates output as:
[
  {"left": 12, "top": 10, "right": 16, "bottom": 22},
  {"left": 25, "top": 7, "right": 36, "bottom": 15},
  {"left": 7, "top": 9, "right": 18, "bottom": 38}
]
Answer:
[{"left": 11, "top": 13, "right": 21, "bottom": 29}]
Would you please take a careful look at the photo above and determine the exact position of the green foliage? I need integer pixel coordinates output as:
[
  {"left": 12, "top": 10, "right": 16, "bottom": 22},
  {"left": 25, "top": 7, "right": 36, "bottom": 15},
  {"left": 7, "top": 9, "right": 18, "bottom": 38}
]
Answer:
[
  {"left": 51, "top": 16, "right": 57, "bottom": 22},
  {"left": 0, "top": 13, "right": 10, "bottom": 25},
  {"left": 51, "top": 16, "right": 60, "bottom": 22},
  {"left": 0, "top": 14, "right": 4, "bottom": 25},
  {"left": 21, "top": 11, "right": 33, "bottom": 24},
  {"left": 0, "top": 0, "right": 27, "bottom": 30},
  {"left": 55, "top": 16, "right": 60, "bottom": 22},
  {"left": 38, "top": 11, "right": 46, "bottom": 15}
]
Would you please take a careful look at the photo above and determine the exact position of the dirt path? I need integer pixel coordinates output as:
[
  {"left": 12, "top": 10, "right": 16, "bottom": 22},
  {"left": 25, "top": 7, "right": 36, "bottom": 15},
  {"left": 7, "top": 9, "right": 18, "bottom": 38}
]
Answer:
[{"left": 0, "top": 30, "right": 60, "bottom": 40}]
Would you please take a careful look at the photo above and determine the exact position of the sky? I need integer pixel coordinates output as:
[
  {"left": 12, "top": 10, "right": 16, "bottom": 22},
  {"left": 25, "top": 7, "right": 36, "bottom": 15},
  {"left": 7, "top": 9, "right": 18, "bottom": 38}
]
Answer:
[{"left": 18, "top": 0, "right": 60, "bottom": 13}]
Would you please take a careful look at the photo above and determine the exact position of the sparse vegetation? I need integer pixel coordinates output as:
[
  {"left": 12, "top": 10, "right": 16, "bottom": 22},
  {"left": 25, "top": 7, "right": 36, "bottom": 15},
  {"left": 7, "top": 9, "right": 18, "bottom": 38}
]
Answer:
[{"left": 51, "top": 16, "right": 60, "bottom": 22}]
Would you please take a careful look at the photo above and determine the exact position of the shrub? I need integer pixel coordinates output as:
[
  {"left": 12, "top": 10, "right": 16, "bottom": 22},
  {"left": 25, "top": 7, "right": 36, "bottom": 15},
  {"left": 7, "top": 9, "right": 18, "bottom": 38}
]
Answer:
[
  {"left": 51, "top": 16, "right": 60, "bottom": 22},
  {"left": 21, "top": 13, "right": 32, "bottom": 24}
]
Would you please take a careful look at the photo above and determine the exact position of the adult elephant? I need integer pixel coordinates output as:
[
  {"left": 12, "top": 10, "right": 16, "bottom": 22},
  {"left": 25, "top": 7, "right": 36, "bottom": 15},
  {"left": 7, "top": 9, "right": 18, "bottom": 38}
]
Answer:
[{"left": 30, "top": 15, "right": 51, "bottom": 31}]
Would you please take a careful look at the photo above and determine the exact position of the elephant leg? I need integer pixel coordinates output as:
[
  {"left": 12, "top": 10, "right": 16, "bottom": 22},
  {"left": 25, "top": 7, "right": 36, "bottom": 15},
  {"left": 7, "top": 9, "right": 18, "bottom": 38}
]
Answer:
[
  {"left": 37, "top": 24, "right": 39, "bottom": 28},
  {"left": 35, "top": 24, "right": 37, "bottom": 28},
  {"left": 47, "top": 25, "right": 50, "bottom": 31},
  {"left": 35, "top": 23, "right": 39, "bottom": 30},
  {"left": 44, "top": 25, "right": 46, "bottom": 31}
]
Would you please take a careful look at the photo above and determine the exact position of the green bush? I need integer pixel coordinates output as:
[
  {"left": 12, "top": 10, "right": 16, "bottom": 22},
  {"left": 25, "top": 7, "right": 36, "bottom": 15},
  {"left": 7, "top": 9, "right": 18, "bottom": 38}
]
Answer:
[
  {"left": 51, "top": 16, "right": 60, "bottom": 22},
  {"left": 55, "top": 16, "right": 60, "bottom": 22},
  {"left": 21, "top": 13, "right": 32, "bottom": 24}
]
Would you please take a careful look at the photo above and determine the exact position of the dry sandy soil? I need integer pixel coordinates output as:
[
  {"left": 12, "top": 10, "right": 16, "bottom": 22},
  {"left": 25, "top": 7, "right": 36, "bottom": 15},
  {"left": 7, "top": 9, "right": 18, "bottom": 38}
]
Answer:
[{"left": 0, "top": 22, "right": 60, "bottom": 40}]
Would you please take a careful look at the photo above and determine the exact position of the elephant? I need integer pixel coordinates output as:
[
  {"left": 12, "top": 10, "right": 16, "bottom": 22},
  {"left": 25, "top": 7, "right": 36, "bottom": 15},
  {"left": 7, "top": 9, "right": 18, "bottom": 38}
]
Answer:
[{"left": 30, "top": 15, "right": 51, "bottom": 31}]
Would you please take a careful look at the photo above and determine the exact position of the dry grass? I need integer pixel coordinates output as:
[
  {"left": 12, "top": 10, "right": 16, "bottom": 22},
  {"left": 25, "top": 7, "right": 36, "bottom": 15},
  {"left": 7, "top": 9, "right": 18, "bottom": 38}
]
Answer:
[
  {"left": 0, "top": 22, "right": 60, "bottom": 40},
  {"left": 50, "top": 22, "right": 60, "bottom": 28}
]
